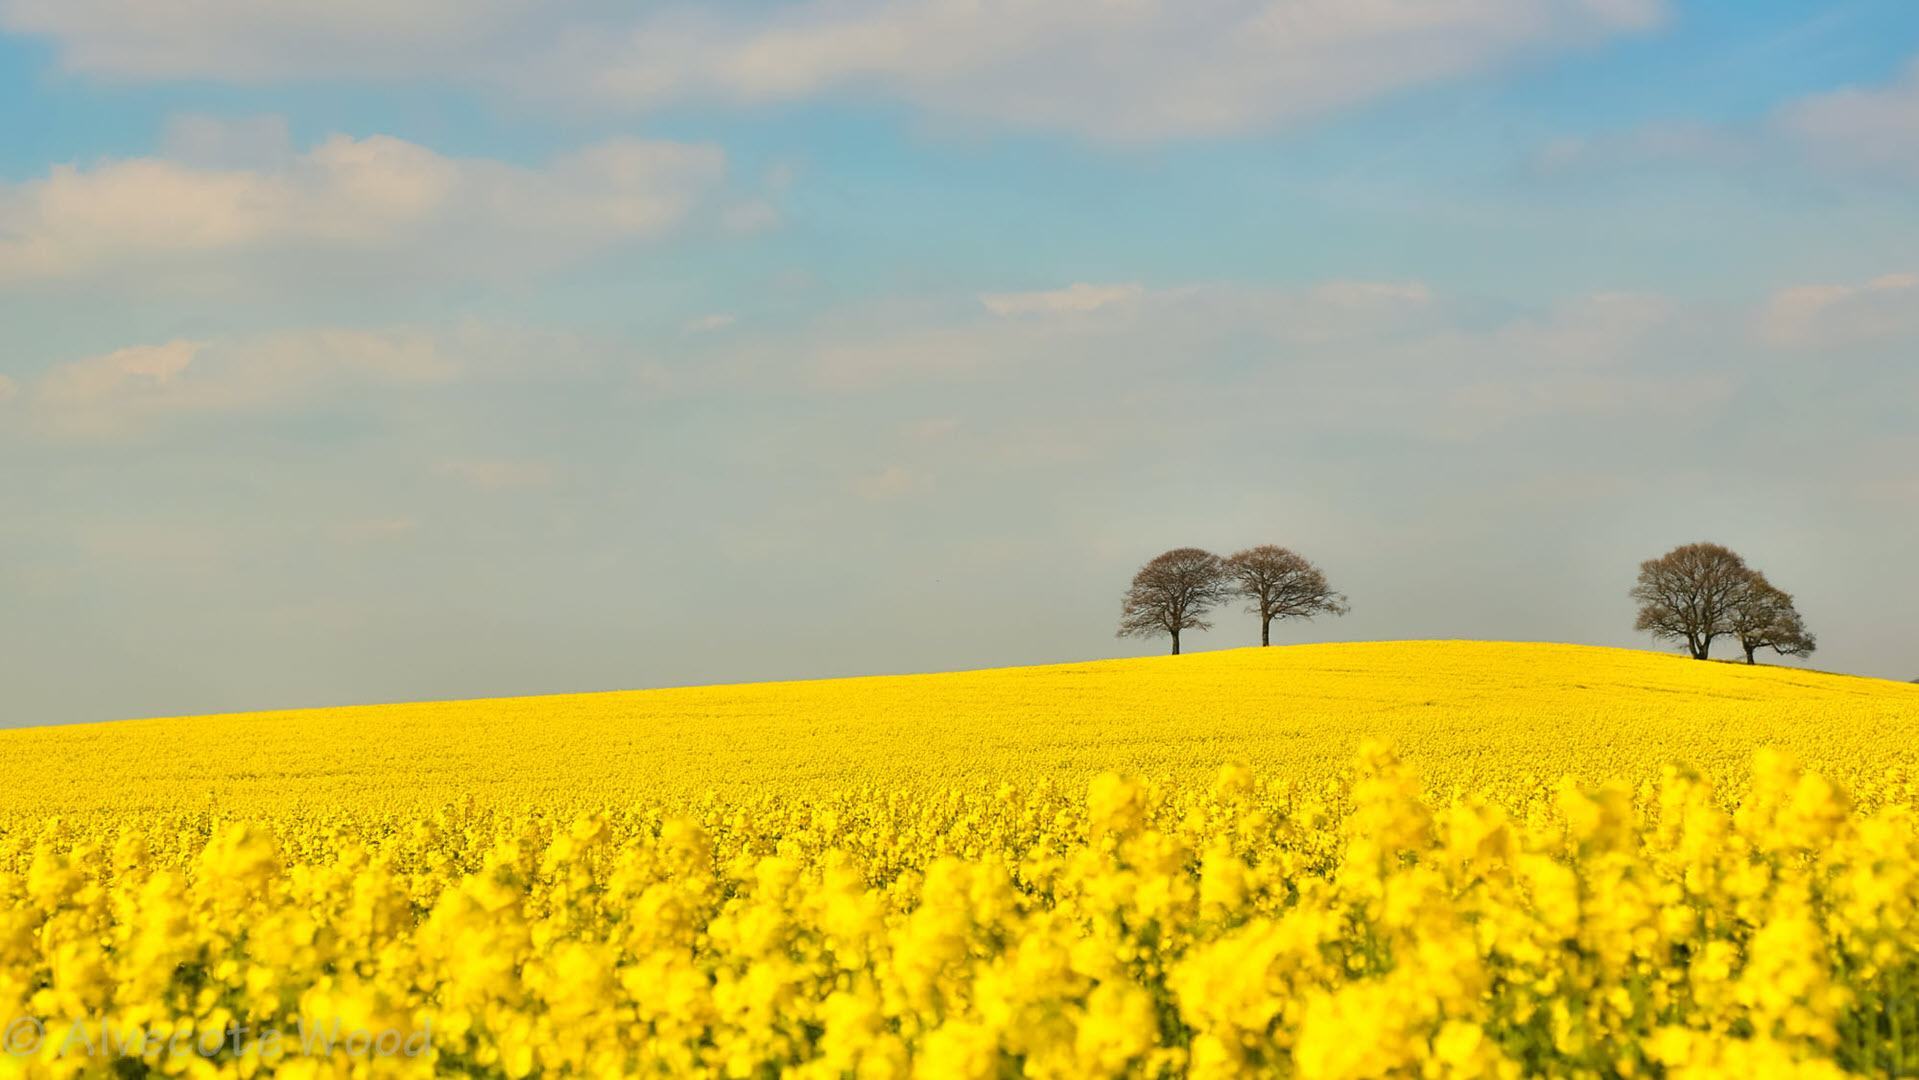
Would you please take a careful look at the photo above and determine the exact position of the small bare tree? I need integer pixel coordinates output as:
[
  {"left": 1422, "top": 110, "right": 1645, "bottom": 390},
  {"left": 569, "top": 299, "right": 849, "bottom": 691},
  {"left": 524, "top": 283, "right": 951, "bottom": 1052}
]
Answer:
[
  {"left": 1630, "top": 542, "right": 1758, "bottom": 660},
  {"left": 1224, "top": 545, "right": 1349, "bottom": 646},
  {"left": 1118, "top": 548, "right": 1231, "bottom": 655},
  {"left": 1730, "top": 574, "right": 1816, "bottom": 665}
]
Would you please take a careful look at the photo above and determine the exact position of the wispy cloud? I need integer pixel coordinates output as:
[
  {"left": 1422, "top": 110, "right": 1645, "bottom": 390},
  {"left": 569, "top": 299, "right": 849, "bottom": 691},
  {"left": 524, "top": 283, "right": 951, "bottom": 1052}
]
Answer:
[
  {"left": 11, "top": 329, "right": 452, "bottom": 438},
  {"left": 494, "top": 0, "right": 1671, "bottom": 141},
  {"left": 1440, "top": 372, "right": 1734, "bottom": 439},
  {"left": 854, "top": 464, "right": 933, "bottom": 501},
  {"left": 1527, "top": 122, "right": 1757, "bottom": 176},
  {"left": 906, "top": 417, "right": 959, "bottom": 441},
  {"left": 1775, "top": 58, "right": 1919, "bottom": 179},
  {"left": 0, "top": 0, "right": 535, "bottom": 80},
  {"left": 683, "top": 313, "right": 738, "bottom": 336},
  {"left": 764, "top": 280, "right": 1754, "bottom": 452},
  {"left": 822, "top": 280, "right": 1433, "bottom": 388},
  {"left": 329, "top": 517, "right": 421, "bottom": 544},
  {"left": 434, "top": 459, "right": 558, "bottom": 492},
  {"left": 1759, "top": 272, "right": 1919, "bottom": 349},
  {"left": 1528, "top": 54, "right": 1919, "bottom": 184},
  {"left": 720, "top": 200, "right": 781, "bottom": 235},
  {"left": 0, "top": 121, "right": 726, "bottom": 287},
  {"left": 981, "top": 283, "right": 1144, "bottom": 317},
  {"left": 4, "top": 0, "right": 1668, "bottom": 142}
]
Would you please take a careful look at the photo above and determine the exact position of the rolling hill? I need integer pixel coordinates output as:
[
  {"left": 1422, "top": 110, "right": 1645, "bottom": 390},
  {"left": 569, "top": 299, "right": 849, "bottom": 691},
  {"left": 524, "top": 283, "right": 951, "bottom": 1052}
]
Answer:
[{"left": 4, "top": 640, "right": 1915, "bottom": 818}]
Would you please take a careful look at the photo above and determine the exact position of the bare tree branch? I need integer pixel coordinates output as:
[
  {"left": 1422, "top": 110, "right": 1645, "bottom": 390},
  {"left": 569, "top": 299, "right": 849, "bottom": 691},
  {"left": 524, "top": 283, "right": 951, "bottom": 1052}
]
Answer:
[
  {"left": 1117, "top": 548, "right": 1231, "bottom": 655},
  {"left": 1630, "top": 542, "right": 1760, "bottom": 660},
  {"left": 1728, "top": 572, "right": 1816, "bottom": 664},
  {"left": 1223, "top": 545, "right": 1349, "bottom": 646}
]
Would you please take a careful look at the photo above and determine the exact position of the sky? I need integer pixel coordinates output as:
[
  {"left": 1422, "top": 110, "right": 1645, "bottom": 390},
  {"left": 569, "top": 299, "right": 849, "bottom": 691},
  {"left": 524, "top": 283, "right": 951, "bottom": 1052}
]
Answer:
[{"left": 2, "top": 0, "right": 1917, "bottom": 725}]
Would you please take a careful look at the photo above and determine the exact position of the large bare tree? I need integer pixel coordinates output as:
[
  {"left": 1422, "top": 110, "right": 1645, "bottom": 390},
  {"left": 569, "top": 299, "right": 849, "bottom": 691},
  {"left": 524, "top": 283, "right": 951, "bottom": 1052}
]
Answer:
[
  {"left": 1630, "top": 542, "right": 1758, "bottom": 660},
  {"left": 1729, "top": 573, "right": 1816, "bottom": 665},
  {"left": 1224, "top": 545, "right": 1349, "bottom": 646},
  {"left": 1118, "top": 548, "right": 1231, "bottom": 655}
]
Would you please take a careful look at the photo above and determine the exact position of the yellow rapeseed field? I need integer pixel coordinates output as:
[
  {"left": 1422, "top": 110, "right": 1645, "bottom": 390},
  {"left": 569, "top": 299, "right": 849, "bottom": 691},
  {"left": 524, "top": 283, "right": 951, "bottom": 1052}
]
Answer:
[{"left": 2, "top": 640, "right": 1919, "bottom": 1077}]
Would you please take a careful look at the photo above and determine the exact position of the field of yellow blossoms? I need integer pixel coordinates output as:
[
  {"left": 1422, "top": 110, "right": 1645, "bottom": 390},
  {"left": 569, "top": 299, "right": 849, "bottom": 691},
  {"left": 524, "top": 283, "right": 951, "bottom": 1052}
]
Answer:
[{"left": 3, "top": 640, "right": 1919, "bottom": 1077}]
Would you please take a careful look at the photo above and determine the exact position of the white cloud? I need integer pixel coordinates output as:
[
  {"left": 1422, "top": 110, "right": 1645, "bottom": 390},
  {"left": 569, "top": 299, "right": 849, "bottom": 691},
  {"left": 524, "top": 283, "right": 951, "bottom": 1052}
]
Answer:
[
  {"left": 0, "top": 0, "right": 535, "bottom": 80},
  {"left": 720, "top": 200, "right": 782, "bottom": 235},
  {"left": 684, "top": 313, "right": 739, "bottom": 335},
  {"left": 981, "top": 283, "right": 1144, "bottom": 317},
  {"left": 160, "top": 113, "right": 295, "bottom": 169},
  {"left": 1775, "top": 59, "right": 1919, "bottom": 179},
  {"left": 1480, "top": 291, "right": 1675, "bottom": 366},
  {"left": 570, "top": 0, "right": 1670, "bottom": 141},
  {"left": 1531, "top": 57, "right": 1919, "bottom": 183},
  {"left": 778, "top": 280, "right": 1748, "bottom": 449},
  {"left": 1308, "top": 280, "right": 1433, "bottom": 308},
  {"left": 329, "top": 517, "right": 421, "bottom": 544},
  {"left": 907, "top": 417, "right": 960, "bottom": 440},
  {"left": 1759, "top": 272, "right": 1919, "bottom": 349},
  {"left": 824, "top": 279, "right": 1434, "bottom": 387},
  {"left": 16, "top": 329, "right": 453, "bottom": 438},
  {"left": 434, "top": 459, "right": 557, "bottom": 492},
  {"left": 854, "top": 464, "right": 933, "bottom": 501},
  {"left": 35, "top": 340, "right": 203, "bottom": 410},
  {"left": 1526, "top": 122, "right": 1754, "bottom": 176},
  {"left": 1442, "top": 372, "right": 1733, "bottom": 434},
  {"left": 5, "top": 0, "right": 1668, "bottom": 142},
  {"left": 0, "top": 124, "right": 726, "bottom": 286}
]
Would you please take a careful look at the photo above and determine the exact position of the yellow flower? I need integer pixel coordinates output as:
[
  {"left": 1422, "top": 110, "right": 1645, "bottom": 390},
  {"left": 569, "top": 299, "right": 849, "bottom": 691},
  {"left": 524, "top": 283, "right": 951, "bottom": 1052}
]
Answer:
[{"left": 0, "top": 641, "right": 1916, "bottom": 1076}]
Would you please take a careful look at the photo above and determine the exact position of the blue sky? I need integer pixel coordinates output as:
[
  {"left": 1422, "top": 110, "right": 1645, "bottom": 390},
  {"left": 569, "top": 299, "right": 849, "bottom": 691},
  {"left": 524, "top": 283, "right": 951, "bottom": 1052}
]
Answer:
[{"left": 3, "top": 1, "right": 1917, "bottom": 724}]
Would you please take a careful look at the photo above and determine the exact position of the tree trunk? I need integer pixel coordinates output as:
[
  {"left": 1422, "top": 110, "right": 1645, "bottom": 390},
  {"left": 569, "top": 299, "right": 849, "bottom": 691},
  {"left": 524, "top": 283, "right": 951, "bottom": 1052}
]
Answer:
[
  {"left": 1745, "top": 644, "right": 1757, "bottom": 664},
  {"left": 1170, "top": 630, "right": 1180, "bottom": 656},
  {"left": 1261, "top": 617, "right": 1270, "bottom": 647}
]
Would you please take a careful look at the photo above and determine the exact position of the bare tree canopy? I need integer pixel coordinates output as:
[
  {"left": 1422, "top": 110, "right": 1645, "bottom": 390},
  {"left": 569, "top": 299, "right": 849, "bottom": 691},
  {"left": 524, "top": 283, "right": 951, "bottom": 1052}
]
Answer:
[
  {"left": 1224, "top": 545, "right": 1349, "bottom": 646},
  {"left": 1630, "top": 542, "right": 1758, "bottom": 660},
  {"left": 1117, "top": 548, "right": 1231, "bottom": 655},
  {"left": 1729, "top": 573, "right": 1816, "bottom": 665}
]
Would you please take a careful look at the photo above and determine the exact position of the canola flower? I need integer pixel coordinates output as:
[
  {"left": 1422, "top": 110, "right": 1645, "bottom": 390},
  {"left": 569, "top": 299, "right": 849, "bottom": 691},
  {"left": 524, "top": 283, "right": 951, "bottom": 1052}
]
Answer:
[{"left": 0, "top": 641, "right": 1917, "bottom": 1077}]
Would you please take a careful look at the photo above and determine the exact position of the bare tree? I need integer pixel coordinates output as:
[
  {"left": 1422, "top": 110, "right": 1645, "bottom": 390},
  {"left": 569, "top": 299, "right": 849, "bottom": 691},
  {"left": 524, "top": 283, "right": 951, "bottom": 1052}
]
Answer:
[
  {"left": 1118, "top": 548, "right": 1231, "bottom": 655},
  {"left": 1224, "top": 545, "right": 1349, "bottom": 646},
  {"left": 1630, "top": 542, "right": 1758, "bottom": 660},
  {"left": 1730, "top": 573, "right": 1816, "bottom": 665}
]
